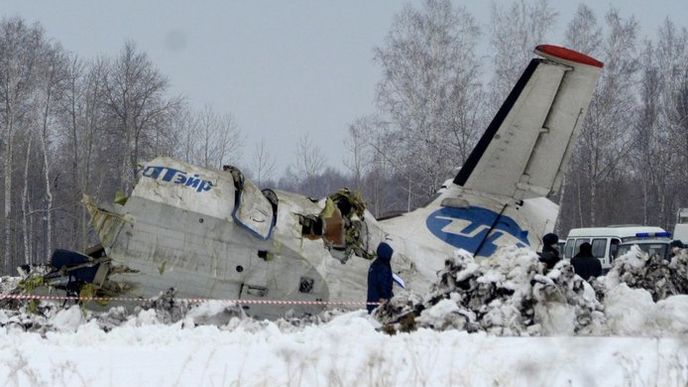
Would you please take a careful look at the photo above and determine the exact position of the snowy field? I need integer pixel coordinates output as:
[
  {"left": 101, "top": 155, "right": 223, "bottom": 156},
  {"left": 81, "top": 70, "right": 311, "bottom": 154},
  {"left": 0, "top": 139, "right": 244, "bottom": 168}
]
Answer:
[{"left": 0, "top": 247, "right": 687, "bottom": 387}]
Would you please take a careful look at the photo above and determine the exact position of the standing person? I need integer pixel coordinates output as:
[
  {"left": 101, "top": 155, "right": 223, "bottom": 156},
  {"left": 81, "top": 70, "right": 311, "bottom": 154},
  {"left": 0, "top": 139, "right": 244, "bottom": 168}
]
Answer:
[
  {"left": 367, "top": 242, "right": 394, "bottom": 313},
  {"left": 570, "top": 242, "right": 602, "bottom": 281},
  {"left": 670, "top": 240, "right": 685, "bottom": 258},
  {"left": 538, "top": 233, "right": 561, "bottom": 270}
]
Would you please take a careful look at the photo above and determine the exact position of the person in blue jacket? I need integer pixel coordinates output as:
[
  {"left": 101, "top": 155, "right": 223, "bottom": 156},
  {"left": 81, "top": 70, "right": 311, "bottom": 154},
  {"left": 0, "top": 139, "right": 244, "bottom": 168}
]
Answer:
[{"left": 367, "top": 242, "right": 394, "bottom": 313}]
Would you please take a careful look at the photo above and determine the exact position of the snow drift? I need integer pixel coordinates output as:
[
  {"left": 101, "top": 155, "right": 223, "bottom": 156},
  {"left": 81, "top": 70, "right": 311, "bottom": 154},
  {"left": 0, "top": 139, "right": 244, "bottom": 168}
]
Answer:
[{"left": 0, "top": 246, "right": 687, "bottom": 386}]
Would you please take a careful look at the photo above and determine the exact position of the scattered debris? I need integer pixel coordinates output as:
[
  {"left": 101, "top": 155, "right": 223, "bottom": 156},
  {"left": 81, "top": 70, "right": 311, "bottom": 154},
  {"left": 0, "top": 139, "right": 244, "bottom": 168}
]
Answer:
[
  {"left": 602, "top": 246, "right": 688, "bottom": 301},
  {"left": 374, "top": 247, "right": 605, "bottom": 336},
  {"left": 1, "top": 246, "right": 687, "bottom": 337}
]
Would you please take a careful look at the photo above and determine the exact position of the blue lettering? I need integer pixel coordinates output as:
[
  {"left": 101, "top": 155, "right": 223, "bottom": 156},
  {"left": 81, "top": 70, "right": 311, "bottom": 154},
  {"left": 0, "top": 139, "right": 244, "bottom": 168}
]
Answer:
[
  {"left": 142, "top": 165, "right": 214, "bottom": 193},
  {"left": 175, "top": 173, "right": 187, "bottom": 185},
  {"left": 143, "top": 166, "right": 163, "bottom": 179},
  {"left": 161, "top": 167, "right": 181, "bottom": 182},
  {"left": 185, "top": 175, "right": 201, "bottom": 189},
  {"left": 197, "top": 180, "right": 213, "bottom": 192}
]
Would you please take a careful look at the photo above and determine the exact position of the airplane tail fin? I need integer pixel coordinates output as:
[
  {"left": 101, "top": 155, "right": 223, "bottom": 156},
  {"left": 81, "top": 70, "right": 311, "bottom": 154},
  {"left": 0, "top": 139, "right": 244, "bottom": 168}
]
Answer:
[
  {"left": 454, "top": 45, "right": 603, "bottom": 200},
  {"left": 379, "top": 45, "right": 603, "bottom": 261}
]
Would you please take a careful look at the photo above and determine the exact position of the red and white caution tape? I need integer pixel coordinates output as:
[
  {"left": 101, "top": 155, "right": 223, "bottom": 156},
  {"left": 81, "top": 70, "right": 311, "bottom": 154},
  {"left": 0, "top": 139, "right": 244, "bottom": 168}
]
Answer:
[{"left": 0, "top": 293, "right": 379, "bottom": 306}]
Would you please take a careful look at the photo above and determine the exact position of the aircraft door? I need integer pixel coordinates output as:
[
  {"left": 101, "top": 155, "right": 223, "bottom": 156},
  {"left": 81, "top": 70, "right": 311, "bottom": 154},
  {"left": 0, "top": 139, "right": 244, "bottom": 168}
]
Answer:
[
  {"left": 239, "top": 250, "right": 270, "bottom": 301},
  {"left": 225, "top": 166, "right": 277, "bottom": 240}
]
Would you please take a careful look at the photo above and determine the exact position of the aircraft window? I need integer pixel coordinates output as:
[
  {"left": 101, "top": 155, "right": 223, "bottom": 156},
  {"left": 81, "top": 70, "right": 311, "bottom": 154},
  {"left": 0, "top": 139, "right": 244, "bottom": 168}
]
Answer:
[{"left": 564, "top": 240, "right": 574, "bottom": 259}]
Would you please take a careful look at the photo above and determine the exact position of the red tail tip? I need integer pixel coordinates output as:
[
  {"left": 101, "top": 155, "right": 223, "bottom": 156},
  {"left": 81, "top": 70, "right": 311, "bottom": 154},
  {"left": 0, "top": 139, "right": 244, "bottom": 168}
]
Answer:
[{"left": 535, "top": 44, "right": 604, "bottom": 68}]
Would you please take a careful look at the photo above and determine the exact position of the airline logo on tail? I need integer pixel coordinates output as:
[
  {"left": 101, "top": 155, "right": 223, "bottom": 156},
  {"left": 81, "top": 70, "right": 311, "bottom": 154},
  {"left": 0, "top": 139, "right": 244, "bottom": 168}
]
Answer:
[{"left": 426, "top": 207, "right": 529, "bottom": 256}]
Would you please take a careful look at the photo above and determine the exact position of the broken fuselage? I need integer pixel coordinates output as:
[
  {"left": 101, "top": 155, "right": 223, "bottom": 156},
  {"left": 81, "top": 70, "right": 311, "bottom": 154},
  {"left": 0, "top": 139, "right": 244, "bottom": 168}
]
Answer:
[{"left": 86, "top": 158, "right": 388, "bottom": 317}]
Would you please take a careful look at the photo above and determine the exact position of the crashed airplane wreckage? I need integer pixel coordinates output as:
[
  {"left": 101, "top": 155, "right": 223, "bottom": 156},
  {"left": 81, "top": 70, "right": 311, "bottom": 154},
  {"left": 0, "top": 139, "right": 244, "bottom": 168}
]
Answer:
[
  {"left": 27, "top": 159, "right": 386, "bottom": 317},
  {"left": 17, "top": 45, "right": 603, "bottom": 318}
]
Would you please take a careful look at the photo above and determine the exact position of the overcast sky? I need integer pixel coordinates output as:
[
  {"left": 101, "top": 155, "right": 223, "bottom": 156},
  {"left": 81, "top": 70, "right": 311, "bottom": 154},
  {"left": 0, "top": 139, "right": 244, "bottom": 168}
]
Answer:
[{"left": 0, "top": 0, "right": 685, "bottom": 175}]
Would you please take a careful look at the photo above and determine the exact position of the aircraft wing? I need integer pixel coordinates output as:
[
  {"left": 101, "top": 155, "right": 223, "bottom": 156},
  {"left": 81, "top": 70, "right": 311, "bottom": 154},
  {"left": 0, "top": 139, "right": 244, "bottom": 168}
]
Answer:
[{"left": 454, "top": 45, "right": 603, "bottom": 200}]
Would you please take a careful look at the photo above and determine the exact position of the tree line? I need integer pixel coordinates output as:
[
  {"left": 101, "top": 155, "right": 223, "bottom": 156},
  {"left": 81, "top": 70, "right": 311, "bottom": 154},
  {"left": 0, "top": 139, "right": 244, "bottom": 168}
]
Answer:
[
  {"left": 345, "top": 0, "right": 688, "bottom": 238},
  {"left": 0, "top": 1, "right": 687, "bottom": 273}
]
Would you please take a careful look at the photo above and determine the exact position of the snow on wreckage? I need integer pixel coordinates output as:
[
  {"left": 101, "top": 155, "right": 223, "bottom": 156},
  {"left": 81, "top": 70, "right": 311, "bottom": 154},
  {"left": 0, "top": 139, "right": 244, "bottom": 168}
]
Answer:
[
  {"left": 6, "top": 44, "right": 604, "bottom": 317},
  {"left": 371, "top": 245, "right": 688, "bottom": 336},
  {"left": 2, "top": 44, "right": 628, "bottom": 325}
]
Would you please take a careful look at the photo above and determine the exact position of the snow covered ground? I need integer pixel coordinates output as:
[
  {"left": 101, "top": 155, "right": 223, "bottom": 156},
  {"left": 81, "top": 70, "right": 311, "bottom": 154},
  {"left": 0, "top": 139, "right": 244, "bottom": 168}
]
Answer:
[
  {"left": 0, "top": 247, "right": 687, "bottom": 386},
  {"left": 0, "top": 309, "right": 685, "bottom": 386}
]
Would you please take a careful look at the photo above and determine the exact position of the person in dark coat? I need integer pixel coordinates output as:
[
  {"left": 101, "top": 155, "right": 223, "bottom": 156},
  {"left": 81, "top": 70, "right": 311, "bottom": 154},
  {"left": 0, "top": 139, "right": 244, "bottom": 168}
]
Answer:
[
  {"left": 570, "top": 242, "right": 602, "bottom": 281},
  {"left": 670, "top": 240, "right": 685, "bottom": 258},
  {"left": 367, "top": 242, "right": 394, "bottom": 313},
  {"left": 538, "top": 233, "right": 561, "bottom": 270}
]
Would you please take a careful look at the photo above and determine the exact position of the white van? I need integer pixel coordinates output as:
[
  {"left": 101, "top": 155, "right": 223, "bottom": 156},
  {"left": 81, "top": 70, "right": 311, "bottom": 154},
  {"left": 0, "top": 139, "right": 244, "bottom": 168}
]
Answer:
[
  {"left": 673, "top": 208, "right": 688, "bottom": 243},
  {"left": 563, "top": 226, "right": 670, "bottom": 270}
]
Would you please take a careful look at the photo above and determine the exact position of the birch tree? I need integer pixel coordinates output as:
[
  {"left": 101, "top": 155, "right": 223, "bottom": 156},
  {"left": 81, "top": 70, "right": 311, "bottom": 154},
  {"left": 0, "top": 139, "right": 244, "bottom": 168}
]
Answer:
[
  {"left": 657, "top": 19, "right": 688, "bottom": 223},
  {"left": 20, "top": 135, "right": 32, "bottom": 264},
  {"left": 344, "top": 117, "right": 374, "bottom": 193},
  {"left": 0, "top": 18, "right": 44, "bottom": 271},
  {"left": 34, "top": 41, "right": 68, "bottom": 258},
  {"left": 59, "top": 54, "right": 84, "bottom": 249},
  {"left": 579, "top": 10, "right": 639, "bottom": 226},
  {"left": 557, "top": 7, "right": 640, "bottom": 229},
  {"left": 187, "top": 105, "right": 242, "bottom": 169},
  {"left": 372, "top": 0, "right": 483, "bottom": 208},
  {"left": 489, "top": 0, "right": 557, "bottom": 107},
  {"left": 293, "top": 133, "right": 325, "bottom": 184},
  {"left": 251, "top": 138, "right": 275, "bottom": 187},
  {"left": 103, "top": 41, "right": 172, "bottom": 194},
  {"left": 169, "top": 104, "right": 198, "bottom": 164}
]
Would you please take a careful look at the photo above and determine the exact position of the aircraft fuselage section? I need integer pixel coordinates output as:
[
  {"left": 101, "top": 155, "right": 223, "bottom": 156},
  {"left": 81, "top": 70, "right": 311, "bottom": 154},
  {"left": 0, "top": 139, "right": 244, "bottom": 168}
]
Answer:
[{"left": 87, "top": 158, "right": 380, "bottom": 317}]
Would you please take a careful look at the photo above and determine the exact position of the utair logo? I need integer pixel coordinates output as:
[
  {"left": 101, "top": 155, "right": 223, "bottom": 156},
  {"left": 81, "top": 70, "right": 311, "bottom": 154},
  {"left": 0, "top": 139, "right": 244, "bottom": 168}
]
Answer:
[
  {"left": 426, "top": 206, "right": 529, "bottom": 257},
  {"left": 141, "top": 165, "right": 214, "bottom": 193}
]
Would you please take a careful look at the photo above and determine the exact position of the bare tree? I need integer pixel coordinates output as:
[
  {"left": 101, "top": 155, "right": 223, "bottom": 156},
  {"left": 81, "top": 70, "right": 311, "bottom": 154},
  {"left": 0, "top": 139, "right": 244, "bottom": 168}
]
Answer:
[
  {"left": 489, "top": 0, "right": 557, "bottom": 106},
  {"left": 78, "top": 58, "right": 110, "bottom": 247},
  {"left": 560, "top": 8, "right": 639, "bottom": 228},
  {"left": 189, "top": 105, "right": 242, "bottom": 169},
  {"left": 626, "top": 39, "right": 681, "bottom": 228},
  {"left": 292, "top": 133, "right": 326, "bottom": 194},
  {"left": 34, "top": 41, "right": 68, "bottom": 259},
  {"left": 344, "top": 117, "right": 374, "bottom": 192},
  {"left": 294, "top": 133, "right": 325, "bottom": 179},
  {"left": 0, "top": 18, "right": 44, "bottom": 271},
  {"left": 372, "top": 0, "right": 483, "bottom": 209},
  {"left": 58, "top": 53, "right": 85, "bottom": 249},
  {"left": 196, "top": 105, "right": 221, "bottom": 168},
  {"left": 564, "top": 4, "right": 603, "bottom": 56},
  {"left": 251, "top": 138, "right": 275, "bottom": 187},
  {"left": 20, "top": 135, "right": 32, "bottom": 264},
  {"left": 102, "top": 41, "right": 173, "bottom": 194},
  {"left": 657, "top": 19, "right": 688, "bottom": 223},
  {"left": 214, "top": 113, "right": 242, "bottom": 168}
]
